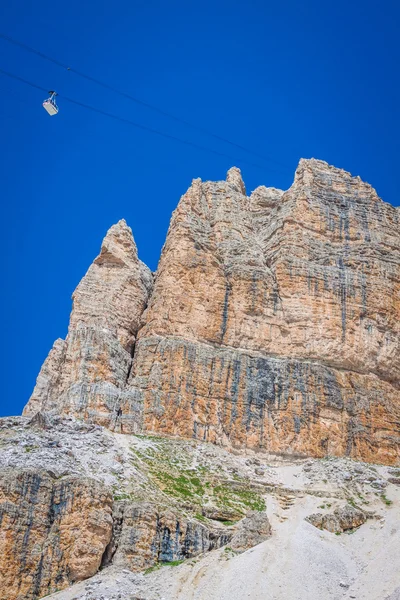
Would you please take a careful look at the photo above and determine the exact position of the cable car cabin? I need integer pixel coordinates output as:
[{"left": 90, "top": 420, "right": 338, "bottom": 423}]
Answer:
[{"left": 43, "top": 93, "right": 58, "bottom": 116}]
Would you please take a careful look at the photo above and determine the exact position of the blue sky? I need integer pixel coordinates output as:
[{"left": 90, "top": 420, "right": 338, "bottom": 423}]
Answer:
[{"left": 0, "top": 0, "right": 399, "bottom": 417}]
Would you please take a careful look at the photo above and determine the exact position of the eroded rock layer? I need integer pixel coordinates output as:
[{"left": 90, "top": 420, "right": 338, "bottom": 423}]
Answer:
[
  {"left": 130, "top": 336, "right": 399, "bottom": 464},
  {"left": 104, "top": 502, "right": 231, "bottom": 571}
]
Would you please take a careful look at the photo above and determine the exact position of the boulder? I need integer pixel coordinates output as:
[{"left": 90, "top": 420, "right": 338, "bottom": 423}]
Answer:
[
  {"left": 306, "top": 504, "right": 367, "bottom": 533},
  {"left": 230, "top": 511, "right": 272, "bottom": 552}
]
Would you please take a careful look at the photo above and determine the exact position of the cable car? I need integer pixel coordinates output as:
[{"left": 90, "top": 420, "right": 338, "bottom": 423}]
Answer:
[{"left": 43, "top": 91, "right": 58, "bottom": 116}]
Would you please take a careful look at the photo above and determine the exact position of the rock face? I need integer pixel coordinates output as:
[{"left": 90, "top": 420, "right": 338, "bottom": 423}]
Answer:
[
  {"left": 0, "top": 416, "right": 268, "bottom": 598},
  {"left": 104, "top": 502, "right": 231, "bottom": 571},
  {"left": 24, "top": 220, "right": 153, "bottom": 432},
  {"left": 128, "top": 160, "right": 400, "bottom": 464},
  {"left": 25, "top": 160, "right": 400, "bottom": 464},
  {"left": 230, "top": 510, "right": 272, "bottom": 551},
  {"left": 306, "top": 504, "right": 367, "bottom": 533},
  {"left": 0, "top": 469, "right": 113, "bottom": 600}
]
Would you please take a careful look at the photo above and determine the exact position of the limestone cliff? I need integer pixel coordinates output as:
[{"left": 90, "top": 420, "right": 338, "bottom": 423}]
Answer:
[
  {"left": 24, "top": 219, "right": 153, "bottom": 432},
  {"left": 24, "top": 160, "right": 400, "bottom": 464},
  {"left": 1, "top": 417, "right": 398, "bottom": 600},
  {"left": 0, "top": 468, "right": 112, "bottom": 600}
]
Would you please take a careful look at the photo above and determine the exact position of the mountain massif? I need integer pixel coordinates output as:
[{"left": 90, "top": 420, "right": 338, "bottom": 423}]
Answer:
[
  {"left": 25, "top": 158, "right": 400, "bottom": 463},
  {"left": 1, "top": 159, "right": 400, "bottom": 600}
]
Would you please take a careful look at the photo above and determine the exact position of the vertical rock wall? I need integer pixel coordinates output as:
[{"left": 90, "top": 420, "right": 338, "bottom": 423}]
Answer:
[
  {"left": 24, "top": 220, "right": 153, "bottom": 432},
  {"left": 0, "top": 470, "right": 112, "bottom": 600},
  {"left": 103, "top": 502, "right": 231, "bottom": 571},
  {"left": 128, "top": 160, "right": 400, "bottom": 463},
  {"left": 24, "top": 160, "right": 400, "bottom": 463}
]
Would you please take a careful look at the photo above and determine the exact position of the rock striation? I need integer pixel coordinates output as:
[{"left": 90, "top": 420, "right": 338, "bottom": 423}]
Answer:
[
  {"left": 0, "top": 416, "right": 399, "bottom": 600},
  {"left": 104, "top": 502, "right": 231, "bottom": 571},
  {"left": 0, "top": 469, "right": 112, "bottom": 600},
  {"left": 24, "top": 220, "right": 153, "bottom": 432},
  {"left": 130, "top": 159, "right": 400, "bottom": 464},
  {"left": 24, "top": 160, "right": 400, "bottom": 464}
]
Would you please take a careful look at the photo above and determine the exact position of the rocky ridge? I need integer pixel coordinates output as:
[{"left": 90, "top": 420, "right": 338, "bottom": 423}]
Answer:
[{"left": 25, "top": 220, "right": 153, "bottom": 432}]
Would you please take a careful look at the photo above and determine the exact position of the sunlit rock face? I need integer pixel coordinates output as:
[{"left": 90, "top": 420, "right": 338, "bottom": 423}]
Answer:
[
  {"left": 129, "top": 159, "right": 400, "bottom": 464},
  {"left": 24, "top": 220, "right": 153, "bottom": 432},
  {"left": 0, "top": 469, "right": 112, "bottom": 600},
  {"left": 25, "top": 160, "right": 400, "bottom": 463}
]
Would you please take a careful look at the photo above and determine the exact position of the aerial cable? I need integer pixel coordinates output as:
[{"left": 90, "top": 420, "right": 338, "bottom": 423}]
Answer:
[
  {"left": 0, "top": 67, "right": 279, "bottom": 172},
  {"left": 0, "top": 32, "right": 290, "bottom": 172}
]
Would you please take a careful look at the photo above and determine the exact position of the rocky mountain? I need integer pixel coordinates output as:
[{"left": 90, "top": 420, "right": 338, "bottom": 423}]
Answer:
[
  {"left": 25, "top": 159, "right": 400, "bottom": 464},
  {"left": 2, "top": 159, "right": 400, "bottom": 600}
]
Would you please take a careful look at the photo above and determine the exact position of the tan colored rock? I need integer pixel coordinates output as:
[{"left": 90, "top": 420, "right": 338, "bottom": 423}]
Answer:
[
  {"left": 24, "top": 220, "right": 153, "bottom": 431},
  {"left": 25, "top": 160, "right": 400, "bottom": 464},
  {"left": 0, "top": 469, "right": 113, "bottom": 600},
  {"left": 24, "top": 339, "right": 66, "bottom": 415},
  {"left": 128, "top": 160, "right": 400, "bottom": 464}
]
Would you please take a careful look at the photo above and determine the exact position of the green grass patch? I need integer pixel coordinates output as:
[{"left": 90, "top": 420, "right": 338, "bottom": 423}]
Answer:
[
  {"left": 194, "top": 513, "right": 207, "bottom": 522},
  {"left": 129, "top": 436, "right": 265, "bottom": 516},
  {"left": 144, "top": 559, "right": 184, "bottom": 575},
  {"left": 113, "top": 493, "right": 132, "bottom": 501},
  {"left": 162, "top": 559, "right": 185, "bottom": 567},
  {"left": 144, "top": 564, "right": 161, "bottom": 575},
  {"left": 213, "top": 484, "right": 266, "bottom": 512},
  {"left": 381, "top": 494, "right": 393, "bottom": 506}
]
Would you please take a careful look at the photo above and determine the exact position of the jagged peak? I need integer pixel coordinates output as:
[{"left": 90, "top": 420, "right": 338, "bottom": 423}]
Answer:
[
  {"left": 94, "top": 219, "right": 139, "bottom": 267},
  {"left": 296, "top": 157, "right": 356, "bottom": 179},
  {"left": 226, "top": 166, "right": 246, "bottom": 195},
  {"left": 295, "top": 158, "right": 375, "bottom": 190},
  {"left": 292, "top": 157, "right": 384, "bottom": 203}
]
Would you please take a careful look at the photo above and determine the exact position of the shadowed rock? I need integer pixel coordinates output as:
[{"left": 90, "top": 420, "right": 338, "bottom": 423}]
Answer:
[{"left": 103, "top": 501, "right": 232, "bottom": 571}]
